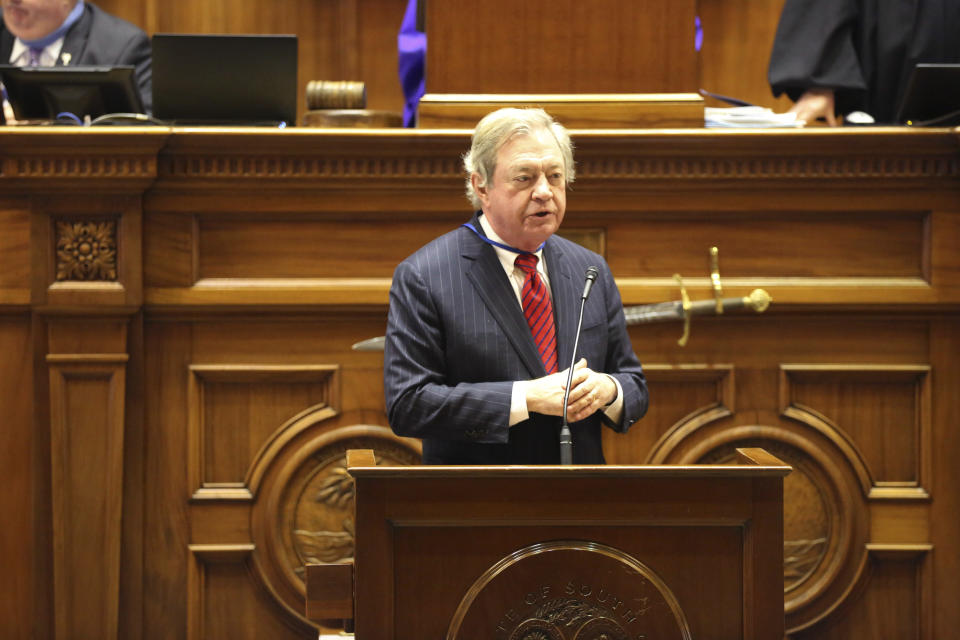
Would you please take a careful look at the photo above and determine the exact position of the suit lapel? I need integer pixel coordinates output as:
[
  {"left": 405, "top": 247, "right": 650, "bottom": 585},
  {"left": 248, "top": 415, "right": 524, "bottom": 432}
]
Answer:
[
  {"left": 461, "top": 216, "right": 546, "bottom": 377},
  {"left": 0, "top": 28, "right": 13, "bottom": 63},
  {"left": 543, "top": 238, "right": 577, "bottom": 369},
  {"left": 57, "top": 4, "right": 92, "bottom": 66}
]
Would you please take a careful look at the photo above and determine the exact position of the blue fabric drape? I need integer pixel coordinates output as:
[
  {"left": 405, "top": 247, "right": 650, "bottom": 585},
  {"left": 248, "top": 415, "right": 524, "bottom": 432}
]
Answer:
[{"left": 397, "top": 0, "right": 426, "bottom": 127}]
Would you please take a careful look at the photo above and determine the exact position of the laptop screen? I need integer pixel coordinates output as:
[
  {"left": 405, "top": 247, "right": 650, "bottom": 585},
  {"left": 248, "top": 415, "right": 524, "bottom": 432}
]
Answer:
[
  {"left": 896, "top": 63, "right": 960, "bottom": 126},
  {"left": 151, "top": 34, "right": 298, "bottom": 126}
]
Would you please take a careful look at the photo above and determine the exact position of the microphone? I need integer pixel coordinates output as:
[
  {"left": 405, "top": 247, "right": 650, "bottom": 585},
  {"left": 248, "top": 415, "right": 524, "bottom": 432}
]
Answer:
[
  {"left": 581, "top": 266, "right": 599, "bottom": 300},
  {"left": 560, "top": 265, "right": 600, "bottom": 465}
]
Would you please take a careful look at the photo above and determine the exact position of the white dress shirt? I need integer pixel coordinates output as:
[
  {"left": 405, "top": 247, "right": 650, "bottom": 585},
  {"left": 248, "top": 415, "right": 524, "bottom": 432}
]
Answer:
[
  {"left": 9, "top": 37, "right": 66, "bottom": 68},
  {"left": 476, "top": 215, "right": 625, "bottom": 426}
]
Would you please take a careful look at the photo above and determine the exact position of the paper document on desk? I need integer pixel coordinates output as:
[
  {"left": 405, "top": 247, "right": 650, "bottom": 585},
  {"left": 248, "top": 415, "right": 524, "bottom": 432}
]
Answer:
[{"left": 705, "top": 106, "right": 803, "bottom": 128}]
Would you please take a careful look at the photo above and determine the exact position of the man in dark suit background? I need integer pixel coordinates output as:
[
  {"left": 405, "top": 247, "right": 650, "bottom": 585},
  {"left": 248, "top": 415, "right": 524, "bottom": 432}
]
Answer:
[
  {"left": 1, "top": 0, "right": 152, "bottom": 118},
  {"left": 384, "top": 108, "right": 648, "bottom": 465}
]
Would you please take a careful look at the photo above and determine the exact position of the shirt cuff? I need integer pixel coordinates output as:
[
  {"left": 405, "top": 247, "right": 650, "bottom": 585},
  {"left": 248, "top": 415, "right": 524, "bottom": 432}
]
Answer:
[
  {"left": 601, "top": 375, "right": 625, "bottom": 423},
  {"left": 509, "top": 380, "right": 530, "bottom": 426}
]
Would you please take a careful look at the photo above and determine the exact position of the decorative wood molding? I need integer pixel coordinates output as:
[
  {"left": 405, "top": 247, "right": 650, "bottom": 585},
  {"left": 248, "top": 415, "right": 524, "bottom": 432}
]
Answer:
[
  {"left": 55, "top": 220, "right": 118, "bottom": 281},
  {"left": 868, "top": 486, "right": 931, "bottom": 500},
  {"left": 1, "top": 128, "right": 957, "bottom": 193},
  {"left": 0, "top": 128, "right": 166, "bottom": 192},
  {"left": 13, "top": 155, "right": 154, "bottom": 179},
  {"left": 187, "top": 543, "right": 257, "bottom": 640},
  {"left": 188, "top": 543, "right": 255, "bottom": 563},
  {"left": 190, "top": 487, "right": 254, "bottom": 501},
  {"left": 250, "top": 425, "right": 421, "bottom": 627},
  {"left": 780, "top": 364, "right": 931, "bottom": 494},
  {"left": 575, "top": 153, "right": 960, "bottom": 181},
  {"left": 865, "top": 543, "right": 933, "bottom": 560},
  {"left": 154, "top": 144, "right": 960, "bottom": 183},
  {"left": 45, "top": 353, "right": 129, "bottom": 364},
  {"left": 642, "top": 364, "right": 735, "bottom": 465},
  {"left": 187, "top": 364, "right": 340, "bottom": 496},
  {"left": 159, "top": 153, "right": 465, "bottom": 181},
  {"left": 869, "top": 502, "right": 930, "bottom": 546}
]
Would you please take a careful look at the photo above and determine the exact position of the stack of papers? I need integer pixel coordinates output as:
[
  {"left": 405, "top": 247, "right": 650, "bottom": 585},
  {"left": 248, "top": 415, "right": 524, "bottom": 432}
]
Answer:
[{"left": 705, "top": 106, "right": 803, "bottom": 128}]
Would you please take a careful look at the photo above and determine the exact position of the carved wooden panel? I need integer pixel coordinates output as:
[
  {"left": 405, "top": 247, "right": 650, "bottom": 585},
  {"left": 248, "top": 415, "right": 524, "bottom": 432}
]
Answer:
[
  {"left": 47, "top": 356, "right": 128, "bottom": 640},
  {"left": 781, "top": 365, "right": 931, "bottom": 491},
  {"left": 187, "top": 365, "right": 340, "bottom": 493},
  {"left": 55, "top": 220, "right": 118, "bottom": 281},
  {"left": 604, "top": 364, "right": 734, "bottom": 465},
  {"left": 144, "top": 316, "right": 421, "bottom": 639},
  {"left": 186, "top": 411, "right": 421, "bottom": 639},
  {"left": 0, "top": 204, "right": 30, "bottom": 303},
  {"left": 426, "top": 0, "right": 697, "bottom": 94},
  {"left": 3, "top": 128, "right": 959, "bottom": 640},
  {"left": 606, "top": 211, "right": 927, "bottom": 279},
  {"left": 195, "top": 219, "right": 455, "bottom": 280},
  {"left": 0, "top": 318, "right": 34, "bottom": 639},
  {"left": 29, "top": 196, "right": 144, "bottom": 310},
  {"left": 615, "top": 314, "right": 936, "bottom": 637}
]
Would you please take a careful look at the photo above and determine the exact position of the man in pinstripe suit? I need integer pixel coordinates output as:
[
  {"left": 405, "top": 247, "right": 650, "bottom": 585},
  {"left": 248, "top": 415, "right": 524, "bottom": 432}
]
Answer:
[{"left": 384, "top": 108, "right": 648, "bottom": 465}]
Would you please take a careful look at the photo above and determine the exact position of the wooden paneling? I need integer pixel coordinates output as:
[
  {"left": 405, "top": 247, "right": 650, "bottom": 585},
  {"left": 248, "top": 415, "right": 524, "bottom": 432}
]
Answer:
[
  {"left": 81, "top": 0, "right": 798, "bottom": 120},
  {"left": 47, "top": 349, "right": 128, "bottom": 639},
  {"left": 792, "top": 558, "right": 921, "bottom": 640},
  {"left": 142, "top": 322, "right": 192, "bottom": 639},
  {"left": 188, "top": 365, "right": 338, "bottom": 488},
  {"left": 191, "top": 555, "right": 305, "bottom": 640},
  {"left": 782, "top": 365, "right": 929, "bottom": 486},
  {"left": 0, "top": 318, "right": 34, "bottom": 639},
  {"left": 1, "top": 126, "right": 958, "bottom": 639},
  {"left": 0, "top": 205, "right": 30, "bottom": 302},
  {"left": 606, "top": 211, "right": 927, "bottom": 279},
  {"left": 196, "top": 219, "right": 445, "bottom": 279},
  {"left": 928, "top": 318, "right": 960, "bottom": 640},
  {"left": 698, "top": 0, "right": 794, "bottom": 111},
  {"left": 426, "top": 1, "right": 697, "bottom": 94}
]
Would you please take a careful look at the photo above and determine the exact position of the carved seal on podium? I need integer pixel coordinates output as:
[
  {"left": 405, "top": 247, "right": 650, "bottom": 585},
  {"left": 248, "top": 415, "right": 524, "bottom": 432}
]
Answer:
[{"left": 448, "top": 540, "right": 692, "bottom": 640}]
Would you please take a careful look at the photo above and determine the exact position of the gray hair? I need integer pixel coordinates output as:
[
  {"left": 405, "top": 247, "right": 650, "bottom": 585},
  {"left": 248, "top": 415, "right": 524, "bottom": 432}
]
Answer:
[{"left": 462, "top": 108, "right": 575, "bottom": 210}]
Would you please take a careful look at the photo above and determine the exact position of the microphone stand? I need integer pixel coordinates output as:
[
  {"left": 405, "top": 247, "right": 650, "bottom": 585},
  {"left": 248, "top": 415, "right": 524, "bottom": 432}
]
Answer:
[{"left": 559, "top": 266, "right": 598, "bottom": 465}]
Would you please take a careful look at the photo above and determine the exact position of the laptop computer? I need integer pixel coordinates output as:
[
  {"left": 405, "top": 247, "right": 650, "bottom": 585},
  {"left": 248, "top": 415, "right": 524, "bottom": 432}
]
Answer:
[
  {"left": 151, "top": 34, "right": 298, "bottom": 126},
  {"left": 896, "top": 63, "right": 960, "bottom": 126}
]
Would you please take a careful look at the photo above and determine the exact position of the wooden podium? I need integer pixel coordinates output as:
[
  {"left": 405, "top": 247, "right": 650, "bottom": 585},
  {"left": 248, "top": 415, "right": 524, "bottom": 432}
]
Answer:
[{"left": 308, "top": 448, "right": 790, "bottom": 639}]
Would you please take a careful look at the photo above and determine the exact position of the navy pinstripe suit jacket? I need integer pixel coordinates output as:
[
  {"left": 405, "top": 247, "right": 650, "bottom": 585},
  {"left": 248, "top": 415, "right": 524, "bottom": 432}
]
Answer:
[{"left": 384, "top": 213, "right": 648, "bottom": 464}]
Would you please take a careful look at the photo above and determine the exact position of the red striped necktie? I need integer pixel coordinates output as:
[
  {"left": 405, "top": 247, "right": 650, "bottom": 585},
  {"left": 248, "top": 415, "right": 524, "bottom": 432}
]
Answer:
[{"left": 515, "top": 253, "right": 558, "bottom": 374}]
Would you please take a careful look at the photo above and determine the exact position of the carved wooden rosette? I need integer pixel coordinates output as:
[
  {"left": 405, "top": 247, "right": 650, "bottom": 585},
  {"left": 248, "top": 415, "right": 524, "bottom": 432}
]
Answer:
[{"left": 55, "top": 220, "right": 118, "bottom": 281}]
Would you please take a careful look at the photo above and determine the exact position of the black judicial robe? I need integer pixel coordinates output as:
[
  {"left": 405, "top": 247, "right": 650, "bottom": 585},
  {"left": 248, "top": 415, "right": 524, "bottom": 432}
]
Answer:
[{"left": 768, "top": 0, "right": 960, "bottom": 123}]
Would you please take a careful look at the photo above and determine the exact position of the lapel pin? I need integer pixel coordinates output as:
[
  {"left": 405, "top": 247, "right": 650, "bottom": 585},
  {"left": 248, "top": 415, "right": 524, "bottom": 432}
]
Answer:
[{"left": 61, "top": 52, "right": 72, "bottom": 65}]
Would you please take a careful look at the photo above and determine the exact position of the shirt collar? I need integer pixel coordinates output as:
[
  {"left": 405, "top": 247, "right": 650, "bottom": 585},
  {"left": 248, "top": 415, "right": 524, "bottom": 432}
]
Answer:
[
  {"left": 477, "top": 214, "right": 546, "bottom": 275},
  {"left": 10, "top": 37, "right": 66, "bottom": 67}
]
